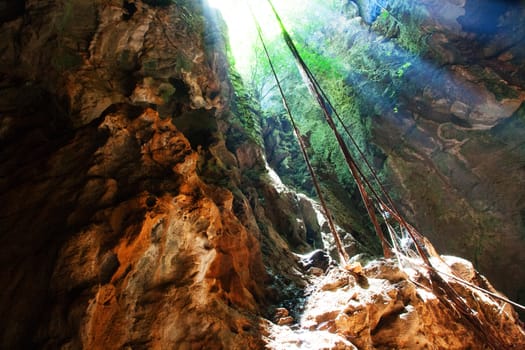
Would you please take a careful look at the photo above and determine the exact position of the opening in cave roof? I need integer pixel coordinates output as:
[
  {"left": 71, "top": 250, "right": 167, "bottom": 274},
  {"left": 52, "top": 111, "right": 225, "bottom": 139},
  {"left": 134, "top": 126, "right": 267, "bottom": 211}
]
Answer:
[{"left": 207, "top": 0, "right": 335, "bottom": 79}]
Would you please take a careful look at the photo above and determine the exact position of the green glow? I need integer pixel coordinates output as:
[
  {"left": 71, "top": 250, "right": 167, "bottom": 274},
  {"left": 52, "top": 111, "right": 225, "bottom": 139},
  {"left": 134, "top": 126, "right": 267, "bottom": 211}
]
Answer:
[{"left": 206, "top": 0, "right": 309, "bottom": 77}]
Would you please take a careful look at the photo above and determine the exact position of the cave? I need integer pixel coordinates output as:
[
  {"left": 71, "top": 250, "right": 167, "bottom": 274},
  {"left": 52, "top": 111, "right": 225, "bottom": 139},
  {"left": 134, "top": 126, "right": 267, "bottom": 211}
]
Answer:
[{"left": 1, "top": 0, "right": 524, "bottom": 349}]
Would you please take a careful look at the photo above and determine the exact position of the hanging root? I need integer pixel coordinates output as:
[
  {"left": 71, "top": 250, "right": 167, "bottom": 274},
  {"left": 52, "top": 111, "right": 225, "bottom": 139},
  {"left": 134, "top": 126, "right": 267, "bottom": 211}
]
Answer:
[
  {"left": 427, "top": 268, "right": 507, "bottom": 350},
  {"left": 256, "top": 2, "right": 525, "bottom": 340}
]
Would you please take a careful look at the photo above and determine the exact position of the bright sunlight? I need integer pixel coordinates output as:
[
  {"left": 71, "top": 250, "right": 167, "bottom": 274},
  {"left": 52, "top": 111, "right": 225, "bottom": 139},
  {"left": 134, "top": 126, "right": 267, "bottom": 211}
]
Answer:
[
  {"left": 206, "top": 0, "right": 312, "bottom": 77},
  {"left": 206, "top": 0, "right": 279, "bottom": 76}
]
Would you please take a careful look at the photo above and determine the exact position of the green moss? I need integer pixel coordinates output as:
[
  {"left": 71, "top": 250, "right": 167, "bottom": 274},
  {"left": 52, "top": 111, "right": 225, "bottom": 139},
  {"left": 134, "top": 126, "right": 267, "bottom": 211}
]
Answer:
[
  {"left": 491, "top": 104, "right": 525, "bottom": 143},
  {"left": 432, "top": 152, "right": 450, "bottom": 171},
  {"left": 51, "top": 49, "right": 82, "bottom": 71},
  {"left": 228, "top": 71, "right": 263, "bottom": 147},
  {"left": 397, "top": 18, "right": 429, "bottom": 55},
  {"left": 243, "top": 164, "right": 266, "bottom": 184},
  {"left": 142, "top": 60, "right": 157, "bottom": 75},
  {"left": 469, "top": 65, "right": 520, "bottom": 100},
  {"left": 51, "top": 0, "right": 90, "bottom": 72},
  {"left": 57, "top": 0, "right": 74, "bottom": 33},
  {"left": 178, "top": 55, "right": 194, "bottom": 71},
  {"left": 370, "top": 1, "right": 429, "bottom": 55},
  {"left": 396, "top": 62, "right": 412, "bottom": 77},
  {"left": 172, "top": 0, "right": 205, "bottom": 36},
  {"left": 143, "top": 56, "right": 193, "bottom": 76},
  {"left": 372, "top": 10, "right": 400, "bottom": 39},
  {"left": 485, "top": 76, "right": 519, "bottom": 101},
  {"left": 440, "top": 123, "right": 469, "bottom": 141},
  {"left": 158, "top": 83, "right": 176, "bottom": 103}
]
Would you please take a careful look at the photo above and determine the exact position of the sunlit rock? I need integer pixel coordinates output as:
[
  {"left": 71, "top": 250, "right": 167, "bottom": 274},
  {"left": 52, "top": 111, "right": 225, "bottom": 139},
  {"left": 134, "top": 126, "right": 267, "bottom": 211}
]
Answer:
[{"left": 265, "top": 259, "right": 525, "bottom": 349}]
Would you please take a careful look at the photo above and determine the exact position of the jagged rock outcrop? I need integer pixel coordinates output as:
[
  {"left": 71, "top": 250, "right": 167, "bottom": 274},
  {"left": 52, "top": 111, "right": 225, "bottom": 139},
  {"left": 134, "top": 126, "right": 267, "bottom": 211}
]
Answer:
[
  {"left": 0, "top": 1, "right": 304, "bottom": 348},
  {"left": 43, "top": 108, "right": 272, "bottom": 349},
  {"left": 343, "top": 0, "right": 525, "bottom": 308}
]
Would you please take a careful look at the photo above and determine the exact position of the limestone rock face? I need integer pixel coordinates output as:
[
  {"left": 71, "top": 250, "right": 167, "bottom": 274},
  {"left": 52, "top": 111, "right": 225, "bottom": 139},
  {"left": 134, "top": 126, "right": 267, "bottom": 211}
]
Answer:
[
  {"left": 0, "top": 1, "right": 282, "bottom": 348},
  {"left": 1, "top": 97, "right": 271, "bottom": 348},
  {"left": 349, "top": 0, "right": 525, "bottom": 306},
  {"left": 43, "top": 108, "right": 270, "bottom": 349}
]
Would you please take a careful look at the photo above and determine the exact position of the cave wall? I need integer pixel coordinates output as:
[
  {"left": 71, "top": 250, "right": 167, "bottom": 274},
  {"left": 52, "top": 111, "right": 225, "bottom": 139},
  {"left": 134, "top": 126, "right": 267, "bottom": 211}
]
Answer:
[
  {"left": 348, "top": 0, "right": 525, "bottom": 304},
  {"left": 0, "top": 0, "right": 316, "bottom": 348},
  {"left": 1, "top": 0, "right": 524, "bottom": 347}
]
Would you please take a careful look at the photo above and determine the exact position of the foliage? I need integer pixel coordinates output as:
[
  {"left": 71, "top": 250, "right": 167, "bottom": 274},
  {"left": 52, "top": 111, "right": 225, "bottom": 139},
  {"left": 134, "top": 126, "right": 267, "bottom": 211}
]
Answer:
[
  {"left": 158, "top": 83, "right": 176, "bottom": 103},
  {"left": 227, "top": 70, "right": 264, "bottom": 148},
  {"left": 396, "top": 62, "right": 412, "bottom": 77},
  {"left": 231, "top": 0, "right": 437, "bottom": 219},
  {"left": 247, "top": 38, "right": 366, "bottom": 197},
  {"left": 371, "top": 0, "right": 429, "bottom": 55},
  {"left": 468, "top": 65, "right": 520, "bottom": 100}
]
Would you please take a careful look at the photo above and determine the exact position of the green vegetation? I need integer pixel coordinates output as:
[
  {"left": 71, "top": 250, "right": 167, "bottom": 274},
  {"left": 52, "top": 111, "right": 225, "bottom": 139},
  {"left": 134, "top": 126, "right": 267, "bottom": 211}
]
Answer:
[
  {"left": 51, "top": 0, "right": 80, "bottom": 72},
  {"left": 57, "top": 0, "right": 74, "bottom": 33},
  {"left": 227, "top": 70, "right": 264, "bottom": 148},
  {"left": 396, "top": 62, "right": 412, "bottom": 77},
  {"left": 239, "top": 0, "right": 427, "bottom": 198},
  {"left": 208, "top": 0, "right": 462, "bottom": 254},
  {"left": 371, "top": 1, "right": 430, "bottom": 55},
  {"left": 158, "top": 83, "right": 176, "bottom": 103},
  {"left": 217, "top": 0, "right": 439, "bottom": 238},
  {"left": 469, "top": 65, "right": 520, "bottom": 101},
  {"left": 51, "top": 49, "right": 82, "bottom": 71}
]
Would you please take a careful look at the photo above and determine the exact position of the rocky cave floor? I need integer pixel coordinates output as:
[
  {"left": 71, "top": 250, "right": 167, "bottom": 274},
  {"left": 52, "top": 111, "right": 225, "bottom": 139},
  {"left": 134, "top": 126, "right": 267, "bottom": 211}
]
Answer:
[{"left": 261, "top": 254, "right": 525, "bottom": 350}]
